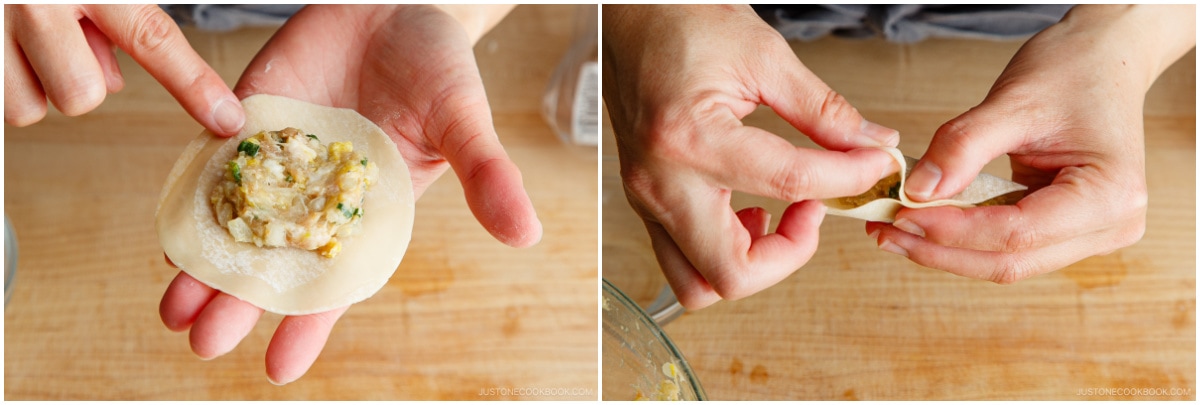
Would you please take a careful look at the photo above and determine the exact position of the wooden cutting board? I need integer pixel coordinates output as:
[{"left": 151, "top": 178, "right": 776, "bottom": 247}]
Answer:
[
  {"left": 4, "top": 5, "right": 597, "bottom": 400},
  {"left": 603, "top": 37, "right": 1196, "bottom": 400}
]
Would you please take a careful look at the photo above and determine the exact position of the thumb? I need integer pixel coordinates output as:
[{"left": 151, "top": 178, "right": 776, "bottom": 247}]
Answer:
[
  {"left": 435, "top": 92, "right": 542, "bottom": 248},
  {"left": 905, "top": 103, "right": 1028, "bottom": 202}
]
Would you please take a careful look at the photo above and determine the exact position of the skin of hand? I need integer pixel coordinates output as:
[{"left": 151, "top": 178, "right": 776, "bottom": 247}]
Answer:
[
  {"left": 603, "top": 5, "right": 901, "bottom": 309},
  {"left": 4, "top": 4, "right": 244, "bottom": 135},
  {"left": 158, "top": 4, "right": 538, "bottom": 385},
  {"left": 868, "top": 5, "right": 1196, "bottom": 283}
]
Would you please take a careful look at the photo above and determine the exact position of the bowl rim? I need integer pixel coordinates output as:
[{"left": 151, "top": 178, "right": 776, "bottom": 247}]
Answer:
[{"left": 602, "top": 278, "right": 706, "bottom": 400}]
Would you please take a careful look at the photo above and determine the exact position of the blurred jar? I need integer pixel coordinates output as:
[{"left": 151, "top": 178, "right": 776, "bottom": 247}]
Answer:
[{"left": 542, "top": 4, "right": 598, "bottom": 147}]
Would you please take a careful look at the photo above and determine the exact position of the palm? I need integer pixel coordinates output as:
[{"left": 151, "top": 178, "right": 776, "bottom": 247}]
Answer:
[
  {"left": 159, "top": 5, "right": 540, "bottom": 385},
  {"left": 237, "top": 5, "right": 482, "bottom": 195}
]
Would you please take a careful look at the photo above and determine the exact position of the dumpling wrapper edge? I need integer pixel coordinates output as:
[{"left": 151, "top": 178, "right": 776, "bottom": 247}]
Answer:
[
  {"left": 824, "top": 147, "right": 1027, "bottom": 222},
  {"left": 155, "top": 94, "right": 415, "bottom": 315}
]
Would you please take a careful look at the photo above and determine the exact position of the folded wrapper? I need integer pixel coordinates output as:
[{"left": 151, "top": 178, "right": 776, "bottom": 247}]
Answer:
[{"left": 824, "top": 147, "right": 1026, "bottom": 222}]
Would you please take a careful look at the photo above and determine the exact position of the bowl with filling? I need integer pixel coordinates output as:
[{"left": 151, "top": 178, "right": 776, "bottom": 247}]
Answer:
[
  {"left": 156, "top": 94, "right": 415, "bottom": 315},
  {"left": 603, "top": 279, "right": 706, "bottom": 400}
]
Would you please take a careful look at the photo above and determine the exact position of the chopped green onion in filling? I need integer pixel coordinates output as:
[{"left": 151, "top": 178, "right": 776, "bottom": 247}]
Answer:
[
  {"left": 237, "top": 140, "right": 260, "bottom": 157},
  {"left": 211, "top": 127, "right": 378, "bottom": 258},
  {"left": 228, "top": 161, "right": 242, "bottom": 184}
]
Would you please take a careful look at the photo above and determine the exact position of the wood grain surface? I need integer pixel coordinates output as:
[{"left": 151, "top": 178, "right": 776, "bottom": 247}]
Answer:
[
  {"left": 4, "top": 5, "right": 597, "bottom": 400},
  {"left": 602, "top": 36, "right": 1196, "bottom": 400}
]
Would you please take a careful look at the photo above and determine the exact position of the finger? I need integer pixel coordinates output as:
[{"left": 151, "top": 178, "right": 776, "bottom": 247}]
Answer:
[
  {"left": 706, "top": 200, "right": 826, "bottom": 300},
  {"left": 437, "top": 96, "right": 542, "bottom": 248},
  {"left": 188, "top": 293, "right": 264, "bottom": 360},
  {"left": 87, "top": 5, "right": 243, "bottom": 136},
  {"left": 13, "top": 4, "right": 107, "bottom": 116},
  {"left": 758, "top": 53, "right": 899, "bottom": 150},
  {"left": 265, "top": 306, "right": 349, "bottom": 385},
  {"left": 664, "top": 188, "right": 824, "bottom": 301},
  {"left": 642, "top": 219, "right": 720, "bottom": 310},
  {"left": 893, "top": 169, "right": 1146, "bottom": 252},
  {"left": 735, "top": 207, "right": 770, "bottom": 239},
  {"left": 904, "top": 104, "right": 1030, "bottom": 202},
  {"left": 159, "top": 271, "right": 219, "bottom": 332},
  {"left": 872, "top": 220, "right": 1114, "bottom": 284},
  {"left": 4, "top": 29, "right": 47, "bottom": 126},
  {"left": 698, "top": 125, "right": 898, "bottom": 202},
  {"left": 79, "top": 16, "right": 123, "bottom": 93}
]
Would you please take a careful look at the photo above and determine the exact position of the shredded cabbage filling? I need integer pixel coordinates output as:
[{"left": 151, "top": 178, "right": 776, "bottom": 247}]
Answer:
[{"left": 210, "top": 127, "right": 378, "bottom": 258}]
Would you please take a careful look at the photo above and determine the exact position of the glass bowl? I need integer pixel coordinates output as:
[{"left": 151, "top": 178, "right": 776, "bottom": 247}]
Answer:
[
  {"left": 5, "top": 215, "right": 16, "bottom": 306},
  {"left": 603, "top": 278, "right": 705, "bottom": 400}
]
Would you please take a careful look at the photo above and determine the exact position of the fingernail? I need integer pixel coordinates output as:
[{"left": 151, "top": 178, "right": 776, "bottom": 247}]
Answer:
[
  {"left": 880, "top": 155, "right": 900, "bottom": 180},
  {"left": 904, "top": 160, "right": 942, "bottom": 201},
  {"left": 867, "top": 228, "right": 880, "bottom": 240},
  {"left": 212, "top": 98, "right": 245, "bottom": 135},
  {"left": 267, "top": 375, "right": 287, "bottom": 386},
  {"left": 879, "top": 238, "right": 909, "bottom": 257},
  {"left": 861, "top": 119, "right": 899, "bottom": 147},
  {"left": 892, "top": 218, "right": 925, "bottom": 238}
]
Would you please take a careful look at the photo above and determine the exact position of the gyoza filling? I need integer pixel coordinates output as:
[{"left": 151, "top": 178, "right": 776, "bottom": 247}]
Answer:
[{"left": 210, "top": 127, "right": 378, "bottom": 258}]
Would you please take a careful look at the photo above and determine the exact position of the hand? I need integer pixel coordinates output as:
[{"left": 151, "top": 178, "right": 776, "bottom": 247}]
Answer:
[
  {"left": 603, "top": 5, "right": 899, "bottom": 309},
  {"left": 4, "top": 4, "right": 243, "bottom": 135},
  {"left": 158, "top": 4, "right": 539, "bottom": 385},
  {"left": 869, "top": 5, "right": 1195, "bottom": 283}
]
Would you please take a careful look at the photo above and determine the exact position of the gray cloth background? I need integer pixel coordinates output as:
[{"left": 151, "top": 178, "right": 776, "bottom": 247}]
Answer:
[
  {"left": 160, "top": 5, "right": 303, "bottom": 32},
  {"left": 753, "top": 4, "right": 1074, "bottom": 43}
]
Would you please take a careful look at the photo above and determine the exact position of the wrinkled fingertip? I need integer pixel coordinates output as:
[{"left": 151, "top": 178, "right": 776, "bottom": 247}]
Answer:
[{"left": 499, "top": 218, "right": 543, "bottom": 248}]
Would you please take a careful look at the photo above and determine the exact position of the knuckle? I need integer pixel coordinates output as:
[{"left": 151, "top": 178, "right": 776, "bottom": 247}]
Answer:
[
  {"left": 770, "top": 160, "right": 812, "bottom": 202},
  {"left": 990, "top": 257, "right": 1034, "bottom": 285},
  {"left": 619, "top": 167, "right": 669, "bottom": 218},
  {"left": 709, "top": 270, "right": 750, "bottom": 301},
  {"left": 999, "top": 226, "right": 1039, "bottom": 254},
  {"left": 817, "top": 89, "right": 856, "bottom": 124},
  {"left": 52, "top": 79, "right": 106, "bottom": 116},
  {"left": 637, "top": 110, "right": 694, "bottom": 162},
  {"left": 128, "top": 6, "right": 176, "bottom": 54},
  {"left": 934, "top": 117, "right": 980, "bottom": 157}
]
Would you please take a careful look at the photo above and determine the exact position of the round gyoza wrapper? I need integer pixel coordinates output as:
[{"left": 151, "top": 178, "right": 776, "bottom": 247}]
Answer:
[
  {"left": 824, "top": 147, "right": 1027, "bottom": 222},
  {"left": 156, "top": 94, "right": 414, "bottom": 315}
]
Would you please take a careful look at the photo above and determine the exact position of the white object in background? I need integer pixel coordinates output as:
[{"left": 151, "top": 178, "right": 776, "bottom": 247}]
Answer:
[{"left": 542, "top": 5, "right": 598, "bottom": 147}]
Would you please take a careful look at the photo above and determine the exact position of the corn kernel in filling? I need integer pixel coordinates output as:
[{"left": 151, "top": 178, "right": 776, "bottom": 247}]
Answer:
[{"left": 210, "top": 127, "right": 378, "bottom": 258}]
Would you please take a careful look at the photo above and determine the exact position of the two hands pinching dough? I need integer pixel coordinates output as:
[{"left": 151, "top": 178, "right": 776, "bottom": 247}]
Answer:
[
  {"left": 6, "top": 4, "right": 541, "bottom": 384},
  {"left": 603, "top": 5, "right": 1195, "bottom": 308}
]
